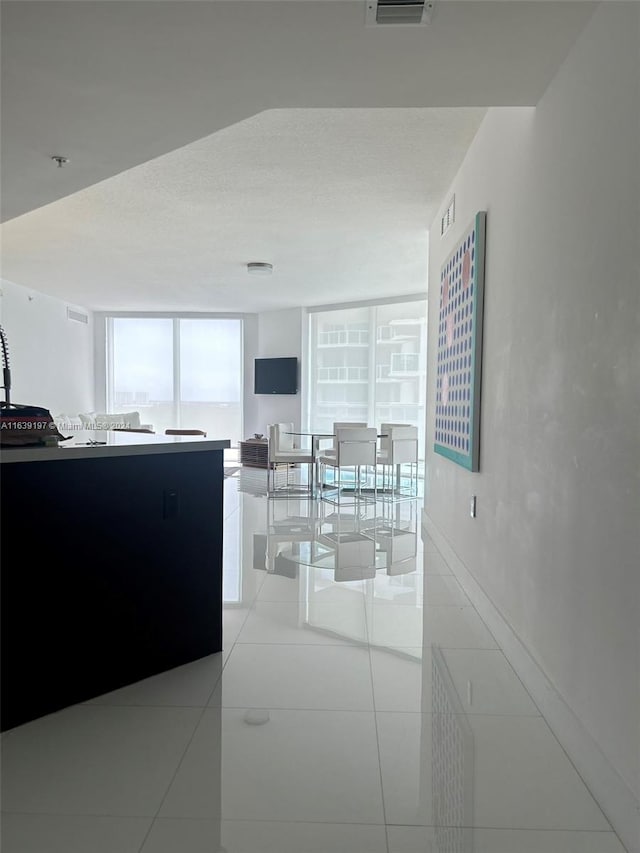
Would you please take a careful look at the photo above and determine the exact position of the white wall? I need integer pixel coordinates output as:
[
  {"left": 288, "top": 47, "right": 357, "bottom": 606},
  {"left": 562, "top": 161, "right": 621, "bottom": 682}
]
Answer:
[
  {"left": 0, "top": 279, "right": 94, "bottom": 415},
  {"left": 242, "top": 313, "right": 260, "bottom": 440},
  {"left": 425, "top": 0, "right": 639, "bottom": 817},
  {"left": 246, "top": 308, "right": 304, "bottom": 437}
]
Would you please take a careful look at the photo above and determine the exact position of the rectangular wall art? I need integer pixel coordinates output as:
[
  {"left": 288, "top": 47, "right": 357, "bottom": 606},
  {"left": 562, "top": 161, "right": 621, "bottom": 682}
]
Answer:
[{"left": 434, "top": 211, "right": 486, "bottom": 471}]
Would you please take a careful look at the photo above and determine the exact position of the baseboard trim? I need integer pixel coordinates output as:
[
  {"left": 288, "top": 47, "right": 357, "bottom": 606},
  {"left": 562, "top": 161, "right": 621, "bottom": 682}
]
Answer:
[{"left": 422, "top": 508, "right": 640, "bottom": 853}]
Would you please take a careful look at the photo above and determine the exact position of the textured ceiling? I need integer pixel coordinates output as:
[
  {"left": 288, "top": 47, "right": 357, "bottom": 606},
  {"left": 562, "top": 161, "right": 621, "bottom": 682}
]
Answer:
[
  {"left": 0, "top": 1, "right": 596, "bottom": 311},
  {"left": 0, "top": 108, "right": 486, "bottom": 311}
]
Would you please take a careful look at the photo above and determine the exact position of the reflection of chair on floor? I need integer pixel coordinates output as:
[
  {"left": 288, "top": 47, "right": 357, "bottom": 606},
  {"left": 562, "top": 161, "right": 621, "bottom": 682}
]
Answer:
[
  {"left": 377, "top": 424, "right": 419, "bottom": 499},
  {"left": 268, "top": 497, "right": 318, "bottom": 536},
  {"left": 113, "top": 428, "right": 155, "bottom": 434},
  {"left": 318, "top": 427, "right": 378, "bottom": 504},
  {"left": 265, "top": 497, "right": 320, "bottom": 571},
  {"left": 270, "top": 548, "right": 300, "bottom": 578},
  {"left": 376, "top": 526, "right": 418, "bottom": 575},
  {"left": 253, "top": 534, "right": 301, "bottom": 578},
  {"left": 362, "top": 501, "right": 417, "bottom": 574},
  {"left": 267, "top": 423, "right": 313, "bottom": 496},
  {"left": 317, "top": 503, "right": 377, "bottom": 580},
  {"left": 328, "top": 533, "right": 377, "bottom": 581}
]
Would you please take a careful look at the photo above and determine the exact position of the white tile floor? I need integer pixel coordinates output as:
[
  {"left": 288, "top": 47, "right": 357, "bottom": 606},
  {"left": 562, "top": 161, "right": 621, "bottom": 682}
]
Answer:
[{"left": 0, "top": 474, "right": 628, "bottom": 852}]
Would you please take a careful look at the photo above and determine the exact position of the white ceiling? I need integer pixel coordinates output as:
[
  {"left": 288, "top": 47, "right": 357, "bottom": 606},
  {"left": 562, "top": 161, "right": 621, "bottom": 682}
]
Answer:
[
  {"left": 0, "top": 108, "right": 487, "bottom": 311},
  {"left": 0, "top": 1, "right": 596, "bottom": 312}
]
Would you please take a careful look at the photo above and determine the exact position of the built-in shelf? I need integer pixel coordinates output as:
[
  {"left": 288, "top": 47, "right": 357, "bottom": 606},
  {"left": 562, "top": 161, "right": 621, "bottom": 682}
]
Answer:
[{"left": 239, "top": 439, "right": 269, "bottom": 468}]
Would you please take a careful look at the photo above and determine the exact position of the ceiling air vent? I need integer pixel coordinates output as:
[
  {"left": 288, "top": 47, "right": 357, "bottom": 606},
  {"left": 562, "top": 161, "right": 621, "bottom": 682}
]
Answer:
[
  {"left": 441, "top": 195, "right": 456, "bottom": 237},
  {"left": 67, "top": 308, "right": 89, "bottom": 325},
  {"left": 366, "top": 0, "right": 433, "bottom": 27}
]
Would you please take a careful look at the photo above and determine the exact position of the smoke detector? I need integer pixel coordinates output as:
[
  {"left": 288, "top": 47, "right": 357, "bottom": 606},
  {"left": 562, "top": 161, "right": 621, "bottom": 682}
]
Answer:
[{"left": 366, "top": 0, "right": 433, "bottom": 26}]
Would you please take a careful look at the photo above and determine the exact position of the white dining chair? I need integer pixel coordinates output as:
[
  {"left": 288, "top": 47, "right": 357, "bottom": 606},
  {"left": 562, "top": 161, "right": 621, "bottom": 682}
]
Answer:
[
  {"left": 267, "top": 422, "right": 314, "bottom": 496},
  {"left": 317, "top": 427, "right": 378, "bottom": 504},
  {"left": 378, "top": 423, "right": 411, "bottom": 457},
  {"left": 318, "top": 421, "right": 368, "bottom": 459},
  {"left": 376, "top": 424, "right": 419, "bottom": 500}
]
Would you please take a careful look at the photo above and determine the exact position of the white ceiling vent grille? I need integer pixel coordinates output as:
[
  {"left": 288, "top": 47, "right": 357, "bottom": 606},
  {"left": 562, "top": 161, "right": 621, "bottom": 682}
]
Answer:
[
  {"left": 441, "top": 195, "right": 456, "bottom": 237},
  {"left": 67, "top": 307, "right": 89, "bottom": 325},
  {"left": 366, "top": 0, "right": 433, "bottom": 27}
]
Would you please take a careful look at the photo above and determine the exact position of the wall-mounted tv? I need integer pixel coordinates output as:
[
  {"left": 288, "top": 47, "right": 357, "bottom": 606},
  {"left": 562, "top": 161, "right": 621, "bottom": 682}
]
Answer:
[{"left": 254, "top": 357, "right": 298, "bottom": 395}]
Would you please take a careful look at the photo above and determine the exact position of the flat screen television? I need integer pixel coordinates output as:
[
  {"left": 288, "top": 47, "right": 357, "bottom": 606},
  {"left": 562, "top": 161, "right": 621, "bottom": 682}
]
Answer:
[{"left": 254, "top": 357, "right": 298, "bottom": 395}]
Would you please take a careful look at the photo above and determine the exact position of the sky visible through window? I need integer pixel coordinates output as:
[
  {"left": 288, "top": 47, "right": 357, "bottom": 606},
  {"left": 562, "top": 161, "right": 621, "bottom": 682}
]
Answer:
[
  {"left": 110, "top": 317, "right": 243, "bottom": 440},
  {"left": 112, "top": 318, "right": 241, "bottom": 404},
  {"left": 112, "top": 318, "right": 173, "bottom": 402}
]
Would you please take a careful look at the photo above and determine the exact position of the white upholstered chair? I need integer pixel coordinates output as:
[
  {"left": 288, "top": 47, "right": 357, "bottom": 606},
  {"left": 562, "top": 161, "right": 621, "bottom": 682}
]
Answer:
[
  {"left": 317, "top": 427, "right": 378, "bottom": 504},
  {"left": 378, "top": 423, "right": 411, "bottom": 457},
  {"left": 317, "top": 422, "right": 368, "bottom": 460},
  {"left": 376, "top": 424, "right": 419, "bottom": 499},
  {"left": 267, "top": 422, "right": 313, "bottom": 496}
]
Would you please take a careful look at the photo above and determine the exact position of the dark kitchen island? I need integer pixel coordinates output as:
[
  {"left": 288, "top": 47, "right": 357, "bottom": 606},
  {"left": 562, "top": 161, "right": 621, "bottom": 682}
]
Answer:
[{"left": 0, "top": 431, "right": 230, "bottom": 731}]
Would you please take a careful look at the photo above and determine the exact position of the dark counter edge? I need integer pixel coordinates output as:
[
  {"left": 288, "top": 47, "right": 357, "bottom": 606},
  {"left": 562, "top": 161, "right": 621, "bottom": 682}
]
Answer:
[{"left": 0, "top": 437, "right": 231, "bottom": 464}]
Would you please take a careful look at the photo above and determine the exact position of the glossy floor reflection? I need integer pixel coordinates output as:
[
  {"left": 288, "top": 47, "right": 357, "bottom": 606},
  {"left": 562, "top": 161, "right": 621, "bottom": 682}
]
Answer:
[{"left": 0, "top": 474, "right": 627, "bottom": 852}]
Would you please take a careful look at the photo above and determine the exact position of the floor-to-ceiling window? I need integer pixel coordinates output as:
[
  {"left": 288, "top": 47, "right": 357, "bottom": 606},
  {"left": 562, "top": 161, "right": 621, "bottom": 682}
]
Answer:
[
  {"left": 107, "top": 316, "right": 243, "bottom": 442},
  {"left": 307, "top": 299, "right": 427, "bottom": 455}
]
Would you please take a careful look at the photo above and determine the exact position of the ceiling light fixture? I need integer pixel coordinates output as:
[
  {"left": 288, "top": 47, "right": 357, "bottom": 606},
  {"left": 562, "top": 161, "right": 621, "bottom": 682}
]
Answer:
[
  {"left": 247, "top": 262, "right": 273, "bottom": 276},
  {"left": 51, "top": 155, "right": 70, "bottom": 168}
]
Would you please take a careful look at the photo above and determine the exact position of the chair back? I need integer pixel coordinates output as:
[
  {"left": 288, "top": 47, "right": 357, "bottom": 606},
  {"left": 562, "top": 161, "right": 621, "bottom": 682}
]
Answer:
[
  {"left": 276, "top": 422, "right": 294, "bottom": 451},
  {"left": 333, "top": 421, "right": 367, "bottom": 433},
  {"left": 388, "top": 425, "right": 418, "bottom": 465},
  {"left": 335, "top": 427, "right": 377, "bottom": 467},
  {"left": 267, "top": 424, "right": 279, "bottom": 463},
  {"left": 268, "top": 422, "right": 294, "bottom": 462},
  {"left": 379, "top": 423, "right": 411, "bottom": 455},
  {"left": 332, "top": 421, "right": 367, "bottom": 453}
]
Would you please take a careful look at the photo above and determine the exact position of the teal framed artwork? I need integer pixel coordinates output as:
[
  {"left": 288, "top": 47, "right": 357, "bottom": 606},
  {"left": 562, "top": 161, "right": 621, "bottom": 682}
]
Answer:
[{"left": 434, "top": 211, "right": 487, "bottom": 471}]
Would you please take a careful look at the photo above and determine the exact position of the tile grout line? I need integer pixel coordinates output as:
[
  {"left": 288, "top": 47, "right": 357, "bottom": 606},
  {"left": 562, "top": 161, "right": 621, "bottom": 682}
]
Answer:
[
  {"left": 363, "top": 595, "right": 392, "bottom": 853},
  {"left": 134, "top": 699, "right": 212, "bottom": 852},
  {"left": 136, "top": 485, "right": 252, "bottom": 853}
]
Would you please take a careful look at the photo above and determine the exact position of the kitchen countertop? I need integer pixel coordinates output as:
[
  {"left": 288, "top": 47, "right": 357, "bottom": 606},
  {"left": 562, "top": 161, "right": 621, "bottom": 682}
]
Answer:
[{"left": 0, "top": 430, "right": 231, "bottom": 464}]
